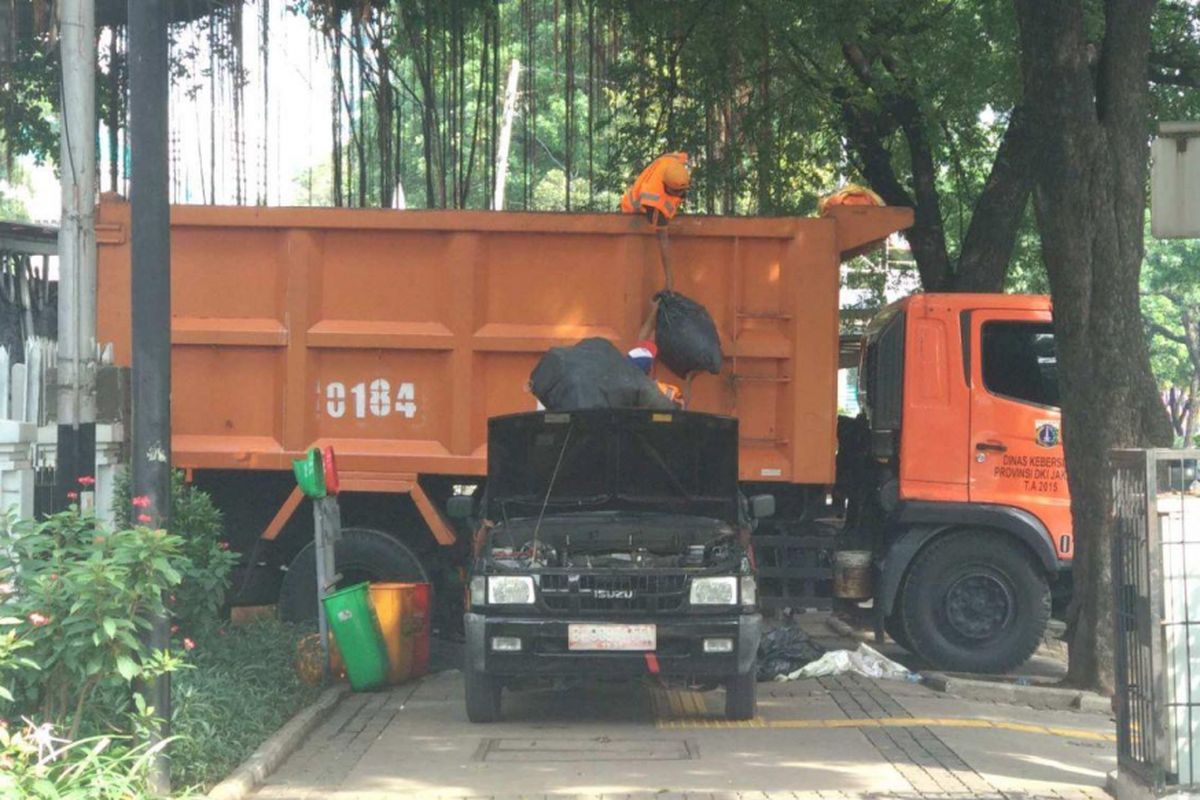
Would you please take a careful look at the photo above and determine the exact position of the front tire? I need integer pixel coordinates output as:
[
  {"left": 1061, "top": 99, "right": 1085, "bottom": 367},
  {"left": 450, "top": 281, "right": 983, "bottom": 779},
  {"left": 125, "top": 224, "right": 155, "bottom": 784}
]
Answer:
[
  {"left": 725, "top": 668, "right": 757, "bottom": 721},
  {"left": 899, "top": 531, "right": 1050, "bottom": 674},
  {"left": 278, "top": 528, "right": 429, "bottom": 624},
  {"left": 465, "top": 669, "right": 502, "bottom": 722},
  {"left": 884, "top": 612, "right": 912, "bottom": 653}
]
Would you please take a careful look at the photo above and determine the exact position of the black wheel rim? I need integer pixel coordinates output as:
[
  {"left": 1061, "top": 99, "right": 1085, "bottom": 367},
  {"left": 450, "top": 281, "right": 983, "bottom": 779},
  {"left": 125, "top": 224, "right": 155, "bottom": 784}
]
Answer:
[{"left": 942, "top": 569, "right": 1015, "bottom": 642}]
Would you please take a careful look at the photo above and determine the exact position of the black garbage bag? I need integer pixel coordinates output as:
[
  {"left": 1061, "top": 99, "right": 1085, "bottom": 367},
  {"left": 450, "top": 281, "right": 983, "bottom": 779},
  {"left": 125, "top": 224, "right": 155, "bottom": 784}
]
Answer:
[
  {"left": 529, "top": 337, "right": 675, "bottom": 411},
  {"left": 757, "top": 625, "right": 825, "bottom": 681},
  {"left": 655, "top": 290, "right": 722, "bottom": 376}
]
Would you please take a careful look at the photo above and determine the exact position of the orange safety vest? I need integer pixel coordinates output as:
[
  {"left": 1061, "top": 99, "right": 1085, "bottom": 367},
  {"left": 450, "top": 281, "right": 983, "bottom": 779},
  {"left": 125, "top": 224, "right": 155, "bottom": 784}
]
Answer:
[{"left": 620, "top": 152, "right": 688, "bottom": 223}]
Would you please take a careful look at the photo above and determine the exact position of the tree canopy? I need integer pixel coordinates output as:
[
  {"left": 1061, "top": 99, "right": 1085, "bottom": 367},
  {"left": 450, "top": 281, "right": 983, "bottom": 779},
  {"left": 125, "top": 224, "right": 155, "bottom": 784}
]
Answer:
[{"left": 4, "top": 1, "right": 1198, "bottom": 290}]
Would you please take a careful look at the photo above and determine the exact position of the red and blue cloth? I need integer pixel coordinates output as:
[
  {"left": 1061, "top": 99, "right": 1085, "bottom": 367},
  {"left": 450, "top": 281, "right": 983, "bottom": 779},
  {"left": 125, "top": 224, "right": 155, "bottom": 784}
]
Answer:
[{"left": 626, "top": 340, "right": 657, "bottom": 374}]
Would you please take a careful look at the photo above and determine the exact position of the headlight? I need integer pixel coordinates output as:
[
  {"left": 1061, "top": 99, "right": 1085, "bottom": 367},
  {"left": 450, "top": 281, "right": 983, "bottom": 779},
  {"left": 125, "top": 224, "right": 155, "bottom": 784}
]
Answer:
[
  {"left": 690, "top": 576, "right": 737, "bottom": 605},
  {"left": 740, "top": 575, "right": 757, "bottom": 606},
  {"left": 487, "top": 576, "right": 536, "bottom": 605},
  {"left": 469, "top": 576, "right": 487, "bottom": 607}
]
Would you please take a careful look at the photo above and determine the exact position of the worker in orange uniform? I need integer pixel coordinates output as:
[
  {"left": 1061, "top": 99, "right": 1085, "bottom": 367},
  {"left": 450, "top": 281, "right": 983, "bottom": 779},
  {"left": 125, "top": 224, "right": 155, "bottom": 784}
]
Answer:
[{"left": 620, "top": 152, "right": 690, "bottom": 291}]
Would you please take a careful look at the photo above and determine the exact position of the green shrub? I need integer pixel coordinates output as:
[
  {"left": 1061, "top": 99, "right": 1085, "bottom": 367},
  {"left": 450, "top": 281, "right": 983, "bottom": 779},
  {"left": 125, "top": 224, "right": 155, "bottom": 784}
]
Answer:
[
  {"left": 0, "top": 616, "right": 38, "bottom": 703},
  {"left": 114, "top": 470, "right": 238, "bottom": 636},
  {"left": 169, "top": 620, "right": 320, "bottom": 790},
  {"left": 0, "top": 720, "right": 181, "bottom": 800},
  {"left": 0, "top": 511, "right": 191, "bottom": 738},
  {"left": 0, "top": 480, "right": 311, "bottom": 797}
]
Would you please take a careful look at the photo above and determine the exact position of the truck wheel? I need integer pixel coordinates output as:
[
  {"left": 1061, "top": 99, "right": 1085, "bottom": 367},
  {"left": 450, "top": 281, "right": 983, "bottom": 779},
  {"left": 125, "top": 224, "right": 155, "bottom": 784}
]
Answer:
[
  {"left": 899, "top": 532, "right": 1049, "bottom": 674},
  {"left": 278, "top": 528, "right": 429, "bottom": 624},
  {"left": 884, "top": 613, "right": 912, "bottom": 653},
  {"left": 725, "top": 669, "right": 757, "bottom": 721},
  {"left": 465, "top": 669, "right": 502, "bottom": 722}
]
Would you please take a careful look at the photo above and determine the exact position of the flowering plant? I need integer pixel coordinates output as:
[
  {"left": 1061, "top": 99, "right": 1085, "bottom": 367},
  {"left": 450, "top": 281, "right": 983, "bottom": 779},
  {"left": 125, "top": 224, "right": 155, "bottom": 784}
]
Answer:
[{"left": 0, "top": 511, "right": 190, "bottom": 738}]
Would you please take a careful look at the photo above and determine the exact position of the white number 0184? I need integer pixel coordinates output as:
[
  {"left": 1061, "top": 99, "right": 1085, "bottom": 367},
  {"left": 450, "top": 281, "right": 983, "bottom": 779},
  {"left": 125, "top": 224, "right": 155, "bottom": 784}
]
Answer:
[{"left": 325, "top": 380, "right": 417, "bottom": 419}]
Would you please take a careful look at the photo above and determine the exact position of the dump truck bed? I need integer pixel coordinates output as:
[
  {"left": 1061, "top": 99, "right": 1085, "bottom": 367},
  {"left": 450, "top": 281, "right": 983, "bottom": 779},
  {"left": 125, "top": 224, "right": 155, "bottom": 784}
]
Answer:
[{"left": 96, "top": 199, "right": 911, "bottom": 485}]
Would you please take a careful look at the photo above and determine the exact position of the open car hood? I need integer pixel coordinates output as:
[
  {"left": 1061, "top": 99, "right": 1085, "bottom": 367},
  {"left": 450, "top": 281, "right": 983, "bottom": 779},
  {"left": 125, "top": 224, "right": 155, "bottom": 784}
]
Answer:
[{"left": 486, "top": 409, "right": 740, "bottom": 526}]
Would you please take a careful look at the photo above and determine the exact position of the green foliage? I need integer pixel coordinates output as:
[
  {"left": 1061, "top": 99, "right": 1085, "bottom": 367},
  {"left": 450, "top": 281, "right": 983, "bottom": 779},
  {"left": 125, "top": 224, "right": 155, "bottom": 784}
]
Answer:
[
  {"left": 0, "top": 157, "right": 33, "bottom": 221},
  {"left": 169, "top": 620, "right": 320, "bottom": 791},
  {"left": 0, "top": 511, "right": 190, "bottom": 737},
  {"left": 0, "top": 617, "right": 38, "bottom": 704},
  {"left": 1141, "top": 231, "right": 1200, "bottom": 441},
  {"left": 0, "top": 37, "right": 58, "bottom": 168},
  {"left": 0, "top": 722, "right": 179, "bottom": 800},
  {"left": 114, "top": 469, "right": 238, "bottom": 637},
  {"left": 0, "top": 481, "right": 312, "bottom": 796}
]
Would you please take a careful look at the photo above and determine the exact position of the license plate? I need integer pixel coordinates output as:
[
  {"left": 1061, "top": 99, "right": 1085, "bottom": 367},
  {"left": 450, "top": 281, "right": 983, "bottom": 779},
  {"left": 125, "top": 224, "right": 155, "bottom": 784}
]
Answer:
[{"left": 568, "top": 624, "right": 656, "bottom": 651}]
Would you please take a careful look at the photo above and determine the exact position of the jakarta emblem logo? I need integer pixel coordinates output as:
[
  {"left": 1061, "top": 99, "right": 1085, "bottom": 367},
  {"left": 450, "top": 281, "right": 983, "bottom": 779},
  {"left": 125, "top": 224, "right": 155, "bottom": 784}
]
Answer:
[{"left": 1035, "top": 420, "right": 1060, "bottom": 448}]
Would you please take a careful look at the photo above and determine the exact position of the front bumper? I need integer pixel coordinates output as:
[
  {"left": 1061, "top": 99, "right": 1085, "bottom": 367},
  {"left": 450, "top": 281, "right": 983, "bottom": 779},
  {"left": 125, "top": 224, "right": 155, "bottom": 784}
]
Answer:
[{"left": 464, "top": 612, "right": 761, "bottom": 678}]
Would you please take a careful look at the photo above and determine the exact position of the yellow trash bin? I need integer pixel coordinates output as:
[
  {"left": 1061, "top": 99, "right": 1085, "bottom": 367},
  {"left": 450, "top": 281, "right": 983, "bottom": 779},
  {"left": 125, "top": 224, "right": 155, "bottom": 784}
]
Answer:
[{"left": 369, "top": 582, "right": 416, "bottom": 684}]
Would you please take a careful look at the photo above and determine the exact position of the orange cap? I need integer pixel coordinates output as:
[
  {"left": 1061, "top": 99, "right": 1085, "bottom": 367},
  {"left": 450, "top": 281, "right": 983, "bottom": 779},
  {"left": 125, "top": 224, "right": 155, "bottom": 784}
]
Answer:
[{"left": 662, "top": 160, "right": 690, "bottom": 194}]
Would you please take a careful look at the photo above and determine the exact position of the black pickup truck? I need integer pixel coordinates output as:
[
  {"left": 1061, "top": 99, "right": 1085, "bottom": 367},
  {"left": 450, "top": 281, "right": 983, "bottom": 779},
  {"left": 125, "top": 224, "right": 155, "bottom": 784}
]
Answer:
[{"left": 450, "top": 409, "right": 769, "bottom": 722}]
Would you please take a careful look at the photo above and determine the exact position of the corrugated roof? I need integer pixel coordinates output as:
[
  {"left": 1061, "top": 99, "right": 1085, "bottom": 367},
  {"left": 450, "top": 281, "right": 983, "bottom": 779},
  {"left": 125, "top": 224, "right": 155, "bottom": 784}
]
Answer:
[{"left": 0, "top": 220, "right": 58, "bottom": 255}]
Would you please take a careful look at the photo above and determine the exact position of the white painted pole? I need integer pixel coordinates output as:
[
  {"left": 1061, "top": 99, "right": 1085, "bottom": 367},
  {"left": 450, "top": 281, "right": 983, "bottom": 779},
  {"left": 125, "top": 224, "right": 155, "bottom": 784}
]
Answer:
[
  {"left": 492, "top": 59, "right": 521, "bottom": 211},
  {"left": 57, "top": 0, "right": 98, "bottom": 507}
]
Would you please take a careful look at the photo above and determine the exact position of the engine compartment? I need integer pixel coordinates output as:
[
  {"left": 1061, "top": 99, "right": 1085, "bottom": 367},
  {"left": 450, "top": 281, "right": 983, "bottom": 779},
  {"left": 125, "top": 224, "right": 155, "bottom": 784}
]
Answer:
[{"left": 484, "top": 511, "right": 741, "bottom": 571}]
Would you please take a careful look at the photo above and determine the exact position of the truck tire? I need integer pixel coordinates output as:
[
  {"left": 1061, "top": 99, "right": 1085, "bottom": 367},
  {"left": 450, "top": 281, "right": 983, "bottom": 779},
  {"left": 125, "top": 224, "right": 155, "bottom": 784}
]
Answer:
[
  {"left": 278, "top": 528, "right": 429, "bottom": 624},
  {"left": 725, "top": 668, "right": 757, "bottom": 721},
  {"left": 465, "top": 669, "right": 502, "bottom": 722},
  {"left": 884, "top": 613, "right": 912, "bottom": 653},
  {"left": 899, "top": 531, "right": 1049, "bottom": 674}
]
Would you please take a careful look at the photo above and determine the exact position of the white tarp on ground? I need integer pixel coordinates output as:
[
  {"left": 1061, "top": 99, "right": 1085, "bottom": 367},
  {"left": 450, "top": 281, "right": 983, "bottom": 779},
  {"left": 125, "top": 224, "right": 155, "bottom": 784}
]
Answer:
[{"left": 775, "top": 642, "right": 915, "bottom": 682}]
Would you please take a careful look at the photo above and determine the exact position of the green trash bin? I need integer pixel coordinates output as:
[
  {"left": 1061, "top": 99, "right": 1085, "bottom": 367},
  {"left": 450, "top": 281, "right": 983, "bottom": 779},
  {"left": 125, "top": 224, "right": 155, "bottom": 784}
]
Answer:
[{"left": 321, "top": 582, "right": 389, "bottom": 691}]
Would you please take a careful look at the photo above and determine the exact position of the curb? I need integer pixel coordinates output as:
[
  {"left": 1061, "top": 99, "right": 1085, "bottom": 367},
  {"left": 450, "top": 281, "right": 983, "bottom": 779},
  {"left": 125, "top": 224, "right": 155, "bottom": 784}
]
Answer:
[
  {"left": 922, "top": 671, "right": 1112, "bottom": 714},
  {"left": 206, "top": 684, "right": 348, "bottom": 800},
  {"left": 824, "top": 615, "right": 858, "bottom": 639}
]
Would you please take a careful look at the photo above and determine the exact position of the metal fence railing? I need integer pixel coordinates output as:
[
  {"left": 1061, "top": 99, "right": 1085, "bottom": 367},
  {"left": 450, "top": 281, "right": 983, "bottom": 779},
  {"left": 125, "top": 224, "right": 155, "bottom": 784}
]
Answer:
[{"left": 1112, "top": 448, "right": 1200, "bottom": 794}]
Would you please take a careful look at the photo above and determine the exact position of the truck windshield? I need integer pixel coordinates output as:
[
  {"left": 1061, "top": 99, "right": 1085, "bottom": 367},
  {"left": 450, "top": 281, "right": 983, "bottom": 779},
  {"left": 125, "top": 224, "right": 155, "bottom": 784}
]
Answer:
[{"left": 486, "top": 410, "right": 740, "bottom": 524}]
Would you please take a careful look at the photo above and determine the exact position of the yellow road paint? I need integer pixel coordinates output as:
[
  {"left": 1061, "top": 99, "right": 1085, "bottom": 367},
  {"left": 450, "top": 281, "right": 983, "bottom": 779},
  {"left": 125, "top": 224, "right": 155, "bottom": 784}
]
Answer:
[
  {"left": 646, "top": 685, "right": 1113, "bottom": 742},
  {"left": 654, "top": 714, "right": 1115, "bottom": 742}
]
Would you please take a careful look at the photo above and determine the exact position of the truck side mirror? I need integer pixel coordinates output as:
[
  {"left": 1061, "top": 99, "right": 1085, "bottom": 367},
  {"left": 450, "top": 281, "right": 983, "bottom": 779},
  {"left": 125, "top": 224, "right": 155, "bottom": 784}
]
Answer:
[
  {"left": 446, "top": 495, "right": 475, "bottom": 520},
  {"left": 749, "top": 494, "right": 776, "bottom": 520}
]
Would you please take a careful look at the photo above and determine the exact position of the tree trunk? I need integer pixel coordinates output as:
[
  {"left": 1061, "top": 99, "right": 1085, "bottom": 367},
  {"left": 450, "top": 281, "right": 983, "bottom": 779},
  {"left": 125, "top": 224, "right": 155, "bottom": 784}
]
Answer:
[
  {"left": 1014, "top": 0, "right": 1172, "bottom": 693},
  {"left": 1186, "top": 375, "right": 1200, "bottom": 443},
  {"left": 1167, "top": 386, "right": 1185, "bottom": 438},
  {"left": 373, "top": 14, "right": 394, "bottom": 209},
  {"left": 952, "top": 106, "right": 1035, "bottom": 293},
  {"left": 331, "top": 28, "right": 344, "bottom": 207}
]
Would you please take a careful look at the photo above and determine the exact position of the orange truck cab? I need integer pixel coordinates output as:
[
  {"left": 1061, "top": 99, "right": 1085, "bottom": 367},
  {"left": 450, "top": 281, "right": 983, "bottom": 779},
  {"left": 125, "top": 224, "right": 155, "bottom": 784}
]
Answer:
[{"left": 855, "top": 292, "right": 1069, "bottom": 673}]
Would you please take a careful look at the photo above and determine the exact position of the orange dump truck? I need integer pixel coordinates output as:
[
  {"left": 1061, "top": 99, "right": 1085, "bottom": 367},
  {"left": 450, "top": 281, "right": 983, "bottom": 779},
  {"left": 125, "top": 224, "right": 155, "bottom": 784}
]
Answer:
[{"left": 95, "top": 198, "right": 1070, "bottom": 673}]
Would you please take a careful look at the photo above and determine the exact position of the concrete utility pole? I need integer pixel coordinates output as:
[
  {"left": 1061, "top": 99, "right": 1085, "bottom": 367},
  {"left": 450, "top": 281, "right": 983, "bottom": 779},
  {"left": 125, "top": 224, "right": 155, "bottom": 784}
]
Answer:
[
  {"left": 128, "top": 0, "right": 172, "bottom": 792},
  {"left": 493, "top": 59, "right": 521, "bottom": 211},
  {"left": 56, "top": 0, "right": 97, "bottom": 510}
]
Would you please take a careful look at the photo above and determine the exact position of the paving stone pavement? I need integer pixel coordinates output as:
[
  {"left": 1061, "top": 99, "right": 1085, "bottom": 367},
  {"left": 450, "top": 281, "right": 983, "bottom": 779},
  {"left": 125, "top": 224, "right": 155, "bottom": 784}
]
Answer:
[
  {"left": 248, "top": 663, "right": 1116, "bottom": 800},
  {"left": 817, "top": 674, "right": 998, "bottom": 796}
]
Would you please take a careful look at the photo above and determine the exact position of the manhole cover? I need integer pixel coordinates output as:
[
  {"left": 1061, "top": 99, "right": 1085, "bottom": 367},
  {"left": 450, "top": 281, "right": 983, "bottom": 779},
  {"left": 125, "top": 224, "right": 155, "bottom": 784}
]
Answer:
[{"left": 474, "top": 737, "right": 698, "bottom": 762}]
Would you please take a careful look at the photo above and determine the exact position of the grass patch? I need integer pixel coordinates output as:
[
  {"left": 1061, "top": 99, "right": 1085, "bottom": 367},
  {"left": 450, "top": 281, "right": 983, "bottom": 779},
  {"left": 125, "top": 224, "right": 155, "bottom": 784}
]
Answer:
[{"left": 170, "top": 619, "right": 321, "bottom": 791}]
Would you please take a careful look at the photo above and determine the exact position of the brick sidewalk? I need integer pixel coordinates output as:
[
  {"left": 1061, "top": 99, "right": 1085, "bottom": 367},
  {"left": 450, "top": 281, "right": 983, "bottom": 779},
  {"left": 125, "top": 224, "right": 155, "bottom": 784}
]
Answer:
[{"left": 251, "top": 669, "right": 1116, "bottom": 800}]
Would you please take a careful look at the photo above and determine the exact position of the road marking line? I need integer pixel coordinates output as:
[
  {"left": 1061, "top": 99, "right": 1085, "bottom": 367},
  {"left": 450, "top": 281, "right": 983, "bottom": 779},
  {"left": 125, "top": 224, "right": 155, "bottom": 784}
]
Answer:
[{"left": 655, "top": 715, "right": 1116, "bottom": 742}]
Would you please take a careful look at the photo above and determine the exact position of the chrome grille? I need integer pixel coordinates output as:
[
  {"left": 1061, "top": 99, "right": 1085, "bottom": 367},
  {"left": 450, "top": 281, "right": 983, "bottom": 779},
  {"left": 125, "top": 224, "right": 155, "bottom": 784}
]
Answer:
[{"left": 539, "top": 572, "right": 687, "bottom": 614}]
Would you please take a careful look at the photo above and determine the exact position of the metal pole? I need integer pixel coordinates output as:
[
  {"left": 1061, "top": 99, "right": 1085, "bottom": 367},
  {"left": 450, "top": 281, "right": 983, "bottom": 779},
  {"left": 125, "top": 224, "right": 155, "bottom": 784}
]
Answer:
[
  {"left": 313, "top": 496, "right": 342, "bottom": 680},
  {"left": 56, "top": 0, "right": 97, "bottom": 511},
  {"left": 492, "top": 59, "right": 521, "bottom": 211},
  {"left": 128, "top": 0, "right": 172, "bottom": 793}
]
